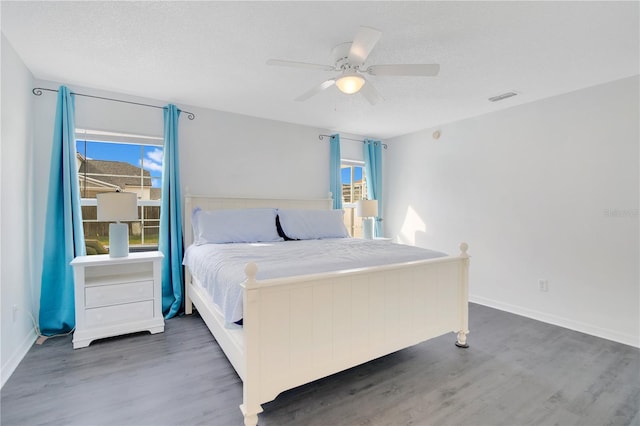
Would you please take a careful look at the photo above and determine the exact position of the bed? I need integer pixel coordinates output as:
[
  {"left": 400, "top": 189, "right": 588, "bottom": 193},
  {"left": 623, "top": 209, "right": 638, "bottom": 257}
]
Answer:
[{"left": 183, "top": 195, "right": 470, "bottom": 426}]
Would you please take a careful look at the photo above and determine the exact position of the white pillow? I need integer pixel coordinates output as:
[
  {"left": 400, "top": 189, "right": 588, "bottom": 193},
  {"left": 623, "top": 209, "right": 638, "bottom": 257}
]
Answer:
[
  {"left": 192, "top": 208, "right": 283, "bottom": 244},
  {"left": 277, "top": 209, "right": 349, "bottom": 240}
]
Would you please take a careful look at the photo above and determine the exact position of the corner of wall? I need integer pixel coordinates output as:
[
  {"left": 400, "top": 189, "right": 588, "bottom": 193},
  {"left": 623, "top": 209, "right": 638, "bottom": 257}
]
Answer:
[
  {"left": 1, "top": 329, "right": 37, "bottom": 388},
  {"left": 1, "top": 33, "right": 38, "bottom": 387}
]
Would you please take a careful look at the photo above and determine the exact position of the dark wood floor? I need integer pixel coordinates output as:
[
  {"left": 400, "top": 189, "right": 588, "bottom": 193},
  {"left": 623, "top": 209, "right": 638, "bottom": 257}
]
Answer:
[{"left": 2, "top": 303, "right": 638, "bottom": 426}]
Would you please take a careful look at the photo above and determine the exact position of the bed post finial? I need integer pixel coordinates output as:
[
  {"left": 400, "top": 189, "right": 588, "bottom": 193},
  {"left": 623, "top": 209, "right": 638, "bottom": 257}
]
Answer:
[
  {"left": 245, "top": 262, "right": 258, "bottom": 282},
  {"left": 459, "top": 242, "right": 469, "bottom": 257}
]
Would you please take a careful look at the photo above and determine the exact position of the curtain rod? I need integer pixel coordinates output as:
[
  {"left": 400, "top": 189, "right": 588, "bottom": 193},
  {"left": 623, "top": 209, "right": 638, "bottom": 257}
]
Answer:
[
  {"left": 32, "top": 87, "right": 196, "bottom": 120},
  {"left": 318, "top": 134, "right": 388, "bottom": 149}
]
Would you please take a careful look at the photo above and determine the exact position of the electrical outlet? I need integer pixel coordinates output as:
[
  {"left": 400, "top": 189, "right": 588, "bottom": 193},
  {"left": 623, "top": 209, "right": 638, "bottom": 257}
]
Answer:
[
  {"left": 12, "top": 305, "right": 18, "bottom": 323},
  {"left": 538, "top": 280, "right": 549, "bottom": 292}
]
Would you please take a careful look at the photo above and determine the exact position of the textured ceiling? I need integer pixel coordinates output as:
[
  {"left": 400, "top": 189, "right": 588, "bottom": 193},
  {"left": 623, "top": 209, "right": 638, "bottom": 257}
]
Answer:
[{"left": 2, "top": 1, "right": 638, "bottom": 139}]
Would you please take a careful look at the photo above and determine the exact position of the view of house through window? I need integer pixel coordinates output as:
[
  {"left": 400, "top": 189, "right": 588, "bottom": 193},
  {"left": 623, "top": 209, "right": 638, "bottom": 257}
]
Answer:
[
  {"left": 76, "top": 131, "right": 163, "bottom": 253},
  {"left": 341, "top": 161, "right": 367, "bottom": 237}
]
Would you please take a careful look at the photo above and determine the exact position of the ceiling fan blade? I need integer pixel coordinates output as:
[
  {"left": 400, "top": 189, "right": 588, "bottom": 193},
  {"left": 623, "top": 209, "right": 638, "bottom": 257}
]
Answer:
[
  {"left": 348, "top": 26, "right": 382, "bottom": 65},
  {"left": 267, "top": 59, "right": 336, "bottom": 72},
  {"left": 295, "top": 79, "right": 336, "bottom": 102},
  {"left": 366, "top": 64, "right": 440, "bottom": 76},
  {"left": 359, "top": 80, "right": 383, "bottom": 105}
]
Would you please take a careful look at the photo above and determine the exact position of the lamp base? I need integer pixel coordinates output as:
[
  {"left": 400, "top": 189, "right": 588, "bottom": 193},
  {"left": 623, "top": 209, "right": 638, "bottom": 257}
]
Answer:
[
  {"left": 108, "top": 222, "right": 129, "bottom": 258},
  {"left": 362, "top": 217, "right": 374, "bottom": 240}
]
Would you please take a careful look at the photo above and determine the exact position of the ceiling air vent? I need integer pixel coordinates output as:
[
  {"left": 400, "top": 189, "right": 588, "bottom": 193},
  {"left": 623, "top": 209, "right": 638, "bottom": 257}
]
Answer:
[{"left": 488, "top": 91, "right": 519, "bottom": 102}]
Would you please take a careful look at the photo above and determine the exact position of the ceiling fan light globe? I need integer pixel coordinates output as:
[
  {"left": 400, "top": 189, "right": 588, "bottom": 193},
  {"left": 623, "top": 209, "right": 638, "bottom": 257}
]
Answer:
[{"left": 335, "top": 74, "right": 365, "bottom": 94}]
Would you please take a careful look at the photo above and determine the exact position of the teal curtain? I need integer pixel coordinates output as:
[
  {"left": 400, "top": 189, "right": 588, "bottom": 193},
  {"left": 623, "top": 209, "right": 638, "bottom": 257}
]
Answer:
[
  {"left": 159, "top": 104, "right": 184, "bottom": 319},
  {"left": 364, "top": 140, "right": 383, "bottom": 237},
  {"left": 39, "top": 86, "right": 86, "bottom": 335},
  {"left": 329, "top": 134, "right": 343, "bottom": 209}
]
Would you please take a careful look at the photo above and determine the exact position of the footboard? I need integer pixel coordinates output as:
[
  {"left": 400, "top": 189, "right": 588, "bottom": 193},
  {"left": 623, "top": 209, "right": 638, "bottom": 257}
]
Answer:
[{"left": 240, "top": 243, "right": 470, "bottom": 426}]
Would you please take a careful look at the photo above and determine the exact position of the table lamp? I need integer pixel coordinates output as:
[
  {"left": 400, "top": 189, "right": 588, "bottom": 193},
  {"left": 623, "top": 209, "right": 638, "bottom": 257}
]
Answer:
[
  {"left": 97, "top": 191, "right": 138, "bottom": 257},
  {"left": 356, "top": 199, "right": 378, "bottom": 240}
]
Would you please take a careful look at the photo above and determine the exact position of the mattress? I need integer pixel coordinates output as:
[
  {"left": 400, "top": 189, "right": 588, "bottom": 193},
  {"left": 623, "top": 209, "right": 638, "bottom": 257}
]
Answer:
[{"left": 183, "top": 238, "right": 446, "bottom": 325}]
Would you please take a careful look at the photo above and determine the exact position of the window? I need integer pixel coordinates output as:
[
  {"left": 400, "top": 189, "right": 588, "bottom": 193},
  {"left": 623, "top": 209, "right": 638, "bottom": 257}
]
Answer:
[
  {"left": 76, "top": 130, "right": 163, "bottom": 252},
  {"left": 341, "top": 160, "right": 367, "bottom": 237}
]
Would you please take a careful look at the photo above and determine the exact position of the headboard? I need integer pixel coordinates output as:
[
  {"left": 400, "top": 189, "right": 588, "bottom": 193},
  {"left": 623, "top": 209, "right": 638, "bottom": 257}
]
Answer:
[{"left": 183, "top": 194, "right": 334, "bottom": 248}]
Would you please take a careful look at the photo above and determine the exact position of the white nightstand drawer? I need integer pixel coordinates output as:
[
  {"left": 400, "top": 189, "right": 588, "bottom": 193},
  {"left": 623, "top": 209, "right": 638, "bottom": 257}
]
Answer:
[
  {"left": 85, "top": 300, "right": 154, "bottom": 327},
  {"left": 85, "top": 280, "right": 153, "bottom": 308}
]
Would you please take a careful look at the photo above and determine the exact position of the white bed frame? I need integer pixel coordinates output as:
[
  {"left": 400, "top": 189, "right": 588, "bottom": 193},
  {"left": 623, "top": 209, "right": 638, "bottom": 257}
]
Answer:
[{"left": 183, "top": 195, "right": 470, "bottom": 426}]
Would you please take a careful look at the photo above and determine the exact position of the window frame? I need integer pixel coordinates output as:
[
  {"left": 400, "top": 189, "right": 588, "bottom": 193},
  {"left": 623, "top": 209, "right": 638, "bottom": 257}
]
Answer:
[
  {"left": 76, "top": 129, "right": 164, "bottom": 251},
  {"left": 341, "top": 159, "right": 367, "bottom": 207},
  {"left": 341, "top": 159, "right": 367, "bottom": 237}
]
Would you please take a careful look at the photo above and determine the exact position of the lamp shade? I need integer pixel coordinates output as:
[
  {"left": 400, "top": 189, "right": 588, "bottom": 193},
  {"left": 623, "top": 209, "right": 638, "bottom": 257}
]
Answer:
[
  {"left": 356, "top": 199, "right": 378, "bottom": 218},
  {"left": 335, "top": 73, "right": 365, "bottom": 94},
  {"left": 97, "top": 192, "right": 138, "bottom": 222}
]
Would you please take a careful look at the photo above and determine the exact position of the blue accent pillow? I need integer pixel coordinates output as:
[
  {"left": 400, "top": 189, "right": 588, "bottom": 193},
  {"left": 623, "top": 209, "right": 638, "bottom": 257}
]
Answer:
[
  {"left": 277, "top": 209, "right": 349, "bottom": 240},
  {"left": 192, "top": 208, "right": 283, "bottom": 244}
]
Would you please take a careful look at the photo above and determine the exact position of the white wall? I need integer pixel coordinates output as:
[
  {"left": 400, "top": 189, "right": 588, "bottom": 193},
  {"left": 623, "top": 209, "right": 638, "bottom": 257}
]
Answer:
[
  {"left": 179, "top": 105, "right": 329, "bottom": 199},
  {"left": 1, "top": 34, "right": 37, "bottom": 387},
  {"left": 384, "top": 76, "right": 639, "bottom": 347},
  {"left": 338, "top": 132, "right": 367, "bottom": 163}
]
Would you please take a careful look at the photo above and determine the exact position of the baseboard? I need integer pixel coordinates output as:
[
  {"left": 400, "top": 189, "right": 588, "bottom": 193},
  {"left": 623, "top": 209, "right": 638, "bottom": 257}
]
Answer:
[
  {"left": 1, "top": 328, "right": 37, "bottom": 389},
  {"left": 470, "top": 294, "right": 639, "bottom": 349}
]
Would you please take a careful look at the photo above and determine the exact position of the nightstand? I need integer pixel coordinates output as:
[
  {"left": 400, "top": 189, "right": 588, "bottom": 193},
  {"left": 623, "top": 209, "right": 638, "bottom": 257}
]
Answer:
[{"left": 71, "top": 251, "right": 165, "bottom": 349}]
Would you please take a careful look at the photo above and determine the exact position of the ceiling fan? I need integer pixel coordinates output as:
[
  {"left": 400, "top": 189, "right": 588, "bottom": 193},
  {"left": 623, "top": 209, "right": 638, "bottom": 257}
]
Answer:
[{"left": 267, "top": 26, "right": 440, "bottom": 105}]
